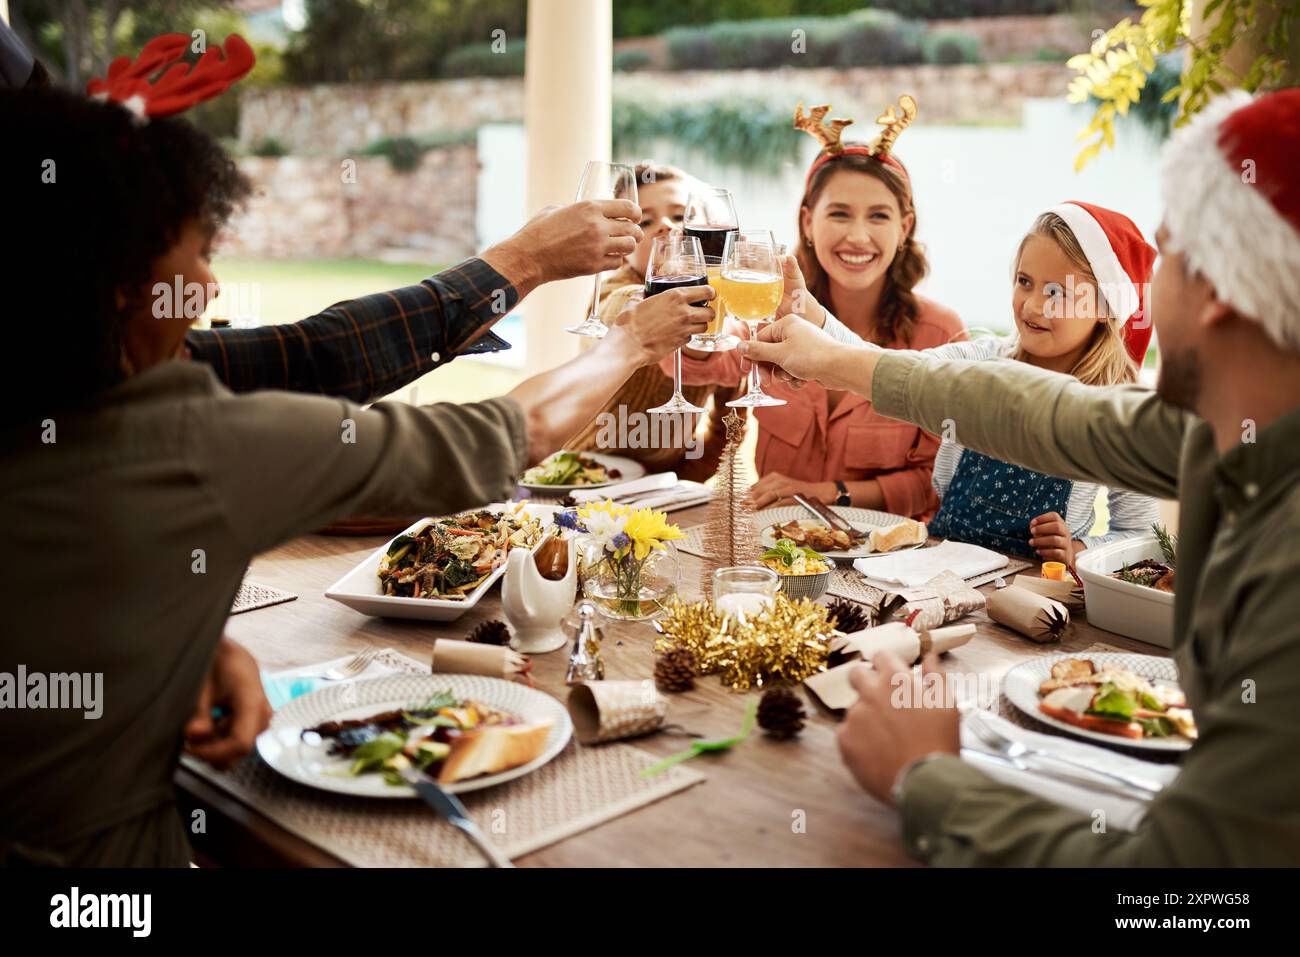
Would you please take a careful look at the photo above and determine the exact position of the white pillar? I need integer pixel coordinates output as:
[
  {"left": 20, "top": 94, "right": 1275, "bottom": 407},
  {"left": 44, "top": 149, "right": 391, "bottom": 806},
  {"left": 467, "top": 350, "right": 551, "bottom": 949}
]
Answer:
[{"left": 523, "top": 0, "right": 612, "bottom": 375}]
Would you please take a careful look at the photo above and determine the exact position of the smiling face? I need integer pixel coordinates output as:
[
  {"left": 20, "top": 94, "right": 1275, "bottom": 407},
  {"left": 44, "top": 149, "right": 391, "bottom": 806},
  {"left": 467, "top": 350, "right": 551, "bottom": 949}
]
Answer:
[
  {"left": 800, "top": 167, "right": 912, "bottom": 294},
  {"left": 629, "top": 177, "right": 690, "bottom": 279},
  {"left": 1012, "top": 233, "right": 1108, "bottom": 372}
]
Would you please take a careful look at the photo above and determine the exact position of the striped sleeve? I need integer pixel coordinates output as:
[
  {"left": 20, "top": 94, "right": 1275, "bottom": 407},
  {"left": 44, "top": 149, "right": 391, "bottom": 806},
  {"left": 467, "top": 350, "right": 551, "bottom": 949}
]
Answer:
[{"left": 1078, "top": 485, "right": 1161, "bottom": 550}]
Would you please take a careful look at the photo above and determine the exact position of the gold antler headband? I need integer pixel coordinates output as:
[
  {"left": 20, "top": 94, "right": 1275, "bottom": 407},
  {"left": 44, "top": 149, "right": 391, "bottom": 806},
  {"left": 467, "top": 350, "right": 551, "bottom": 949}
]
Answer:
[{"left": 794, "top": 95, "right": 918, "bottom": 169}]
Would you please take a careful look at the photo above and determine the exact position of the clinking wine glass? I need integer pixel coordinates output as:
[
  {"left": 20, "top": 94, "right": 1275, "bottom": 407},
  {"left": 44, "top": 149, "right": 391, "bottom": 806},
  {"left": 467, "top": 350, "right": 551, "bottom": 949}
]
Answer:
[
  {"left": 683, "top": 188, "right": 741, "bottom": 352},
  {"left": 645, "top": 234, "right": 709, "bottom": 415},
  {"left": 722, "top": 230, "right": 787, "bottom": 408},
  {"left": 565, "top": 161, "right": 639, "bottom": 338}
]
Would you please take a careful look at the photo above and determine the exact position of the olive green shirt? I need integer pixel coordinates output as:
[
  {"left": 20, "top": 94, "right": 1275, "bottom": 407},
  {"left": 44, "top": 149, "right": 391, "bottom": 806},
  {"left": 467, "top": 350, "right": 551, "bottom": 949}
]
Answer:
[
  {"left": 0, "top": 362, "right": 527, "bottom": 866},
  {"left": 872, "top": 350, "right": 1300, "bottom": 866}
]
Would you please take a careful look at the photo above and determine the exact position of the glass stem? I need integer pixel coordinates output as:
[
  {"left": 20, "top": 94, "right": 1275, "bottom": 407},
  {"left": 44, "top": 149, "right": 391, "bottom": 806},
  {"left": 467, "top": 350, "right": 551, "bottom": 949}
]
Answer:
[
  {"left": 673, "top": 348, "right": 685, "bottom": 398},
  {"left": 589, "top": 273, "right": 603, "bottom": 323},
  {"left": 746, "top": 321, "right": 762, "bottom": 395}
]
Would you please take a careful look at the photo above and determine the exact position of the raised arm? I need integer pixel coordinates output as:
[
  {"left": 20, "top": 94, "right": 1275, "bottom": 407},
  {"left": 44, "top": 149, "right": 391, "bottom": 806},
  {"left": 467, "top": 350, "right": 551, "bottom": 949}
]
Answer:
[
  {"left": 742, "top": 318, "right": 1187, "bottom": 499},
  {"left": 189, "top": 200, "right": 643, "bottom": 403}
]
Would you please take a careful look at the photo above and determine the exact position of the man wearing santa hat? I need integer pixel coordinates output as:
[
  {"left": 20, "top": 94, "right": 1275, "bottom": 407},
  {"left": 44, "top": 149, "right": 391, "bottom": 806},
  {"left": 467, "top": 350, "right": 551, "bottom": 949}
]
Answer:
[{"left": 743, "top": 88, "right": 1300, "bottom": 865}]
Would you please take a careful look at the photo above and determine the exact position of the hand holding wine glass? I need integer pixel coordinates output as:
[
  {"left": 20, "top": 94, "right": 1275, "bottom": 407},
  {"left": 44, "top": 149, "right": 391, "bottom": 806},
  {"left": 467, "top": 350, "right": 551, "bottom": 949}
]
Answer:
[
  {"left": 617, "top": 277, "right": 714, "bottom": 368},
  {"left": 644, "top": 234, "right": 712, "bottom": 415},
  {"left": 775, "top": 253, "right": 829, "bottom": 328},
  {"left": 566, "top": 161, "right": 640, "bottom": 338}
]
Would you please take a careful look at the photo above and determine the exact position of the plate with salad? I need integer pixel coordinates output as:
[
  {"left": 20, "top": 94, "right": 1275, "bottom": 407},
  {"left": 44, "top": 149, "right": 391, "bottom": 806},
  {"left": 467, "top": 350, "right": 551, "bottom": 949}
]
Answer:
[
  {"left": 1003, "top": 653, "right": 1196, "bottom": 752},
  {"left": 519, "top": 450, "right": 644, "bottom": 492},
  {"left": 256, "top": 674, "right": 572, "bottom": 798}
]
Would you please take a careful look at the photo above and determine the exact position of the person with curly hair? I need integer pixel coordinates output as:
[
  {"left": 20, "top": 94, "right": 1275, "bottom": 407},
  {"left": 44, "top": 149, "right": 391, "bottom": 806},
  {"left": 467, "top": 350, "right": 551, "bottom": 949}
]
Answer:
[{"left": 0, "top": 77, "right": 711, "bottom": 866}]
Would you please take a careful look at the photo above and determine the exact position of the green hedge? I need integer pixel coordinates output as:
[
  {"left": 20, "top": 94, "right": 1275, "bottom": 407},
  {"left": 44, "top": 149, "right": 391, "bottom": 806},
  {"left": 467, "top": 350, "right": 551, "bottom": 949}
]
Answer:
[
  {"left": 613, "top": 97, "right": 803, "bottom": 172},
  {"left": 666, "top": 10, "right": 926, "bottom": 70},
  {"left": 922, "top": 31, "right": 983, "bottom": 65},
  {"left": 442, "top": 40, "right": 526, "bottom": 78}
]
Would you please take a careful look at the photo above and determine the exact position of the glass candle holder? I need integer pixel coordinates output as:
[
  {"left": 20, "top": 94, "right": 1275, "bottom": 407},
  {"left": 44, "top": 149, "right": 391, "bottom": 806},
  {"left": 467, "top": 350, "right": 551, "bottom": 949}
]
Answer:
[{"left": 713, "top": 566, "right": 780, "bottom": 623}]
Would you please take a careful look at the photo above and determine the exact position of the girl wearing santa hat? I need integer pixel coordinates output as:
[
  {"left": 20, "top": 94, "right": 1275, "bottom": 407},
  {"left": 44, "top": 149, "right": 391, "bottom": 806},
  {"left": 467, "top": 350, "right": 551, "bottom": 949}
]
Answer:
[{"left": 824, "top": 200, "right": 1162, "bottom": 565}]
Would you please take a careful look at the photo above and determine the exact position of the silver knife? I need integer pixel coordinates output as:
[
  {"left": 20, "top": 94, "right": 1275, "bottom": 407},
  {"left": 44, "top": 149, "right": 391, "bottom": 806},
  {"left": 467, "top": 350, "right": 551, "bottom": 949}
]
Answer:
[
  {"left": 399, "top": 768, "right": 515, "bottom": 867},
  {"left": 961, "top": 747, "right": 1157, "bottom": 803}
]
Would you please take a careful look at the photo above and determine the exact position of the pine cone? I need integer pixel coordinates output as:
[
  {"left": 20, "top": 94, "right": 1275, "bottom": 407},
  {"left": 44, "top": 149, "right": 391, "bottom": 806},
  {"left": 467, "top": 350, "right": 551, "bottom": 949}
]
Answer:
[
  {"left": 827, "top": 597, "right": 871, "bottom": 635},
  {"left": 654, "top": 645, "right": 699, "bottom": 692},
  {"left": 467, "top": 619, "right": 511, "bottom": 646},
  {"left": 757, "top": 687, "right": 806, "bottom": 739},
  {"left": 558, "top": 494, "right": 578, "bottom": 508}
]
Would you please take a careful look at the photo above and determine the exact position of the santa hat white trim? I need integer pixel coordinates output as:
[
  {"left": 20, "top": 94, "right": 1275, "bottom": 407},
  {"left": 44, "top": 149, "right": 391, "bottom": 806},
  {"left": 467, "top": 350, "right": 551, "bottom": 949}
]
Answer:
[
  {"left": 1047, "top": 201, "right": 1140, "bottom": 321},
  {"left": 1161, "top": 91, "right": 1300, "bottom": 353}
]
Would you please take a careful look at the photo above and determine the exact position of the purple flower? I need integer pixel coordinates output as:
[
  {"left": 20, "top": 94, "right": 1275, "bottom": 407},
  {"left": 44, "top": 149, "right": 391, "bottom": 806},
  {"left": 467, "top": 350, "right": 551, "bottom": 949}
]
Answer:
[
  {"left": 612, "top": 532, "right": 631, "bottom": 552},
  {"left": 553, "top": 509, "right": 585, "bottom": 532}
]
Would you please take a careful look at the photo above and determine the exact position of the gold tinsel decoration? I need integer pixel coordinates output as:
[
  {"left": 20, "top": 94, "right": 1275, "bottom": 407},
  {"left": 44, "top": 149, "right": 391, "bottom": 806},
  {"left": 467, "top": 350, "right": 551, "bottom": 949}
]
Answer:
[
  {"left": 700, "top": 410, "right": 767, "bottom": 601},
  {"left": 654, "top": 594, "right": 833, "bottom": 691}
]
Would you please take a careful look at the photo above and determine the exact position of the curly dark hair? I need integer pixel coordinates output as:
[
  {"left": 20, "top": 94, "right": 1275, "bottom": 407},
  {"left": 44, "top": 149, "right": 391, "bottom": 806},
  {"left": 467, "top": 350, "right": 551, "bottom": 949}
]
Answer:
[{"left": 3, "top": 86, "right": 252, "bottom": 426}]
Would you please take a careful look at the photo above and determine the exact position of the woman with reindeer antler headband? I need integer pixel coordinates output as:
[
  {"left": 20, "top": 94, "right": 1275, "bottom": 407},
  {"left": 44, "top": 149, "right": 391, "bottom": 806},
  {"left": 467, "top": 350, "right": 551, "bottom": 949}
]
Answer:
[
  {"left": 671, "top": 97, "right": 967, "bottom": 519},
  {"left": 0, "top": 35, "right": 711, "bottom": 866}
]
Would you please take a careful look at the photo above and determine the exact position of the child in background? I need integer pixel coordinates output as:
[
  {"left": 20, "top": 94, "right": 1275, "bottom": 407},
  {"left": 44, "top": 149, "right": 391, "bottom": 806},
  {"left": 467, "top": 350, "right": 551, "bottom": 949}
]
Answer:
[{"left": 826, "top": 201, "right": 1160, "bottom": 564}]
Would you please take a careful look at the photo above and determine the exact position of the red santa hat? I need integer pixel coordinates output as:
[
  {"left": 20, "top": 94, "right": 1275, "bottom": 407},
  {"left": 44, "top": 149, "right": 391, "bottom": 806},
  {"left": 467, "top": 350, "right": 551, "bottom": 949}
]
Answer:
[
  {"left": 1045, "top": 200, "right": 1156, "bottom": 364},
  {"left": 1161, "top": 88, "right": 1300, "bottom": 352}
]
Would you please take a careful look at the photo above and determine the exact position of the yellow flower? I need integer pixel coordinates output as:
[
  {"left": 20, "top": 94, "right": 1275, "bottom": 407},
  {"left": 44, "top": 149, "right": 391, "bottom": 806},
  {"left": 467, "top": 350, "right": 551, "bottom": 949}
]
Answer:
[{"left": 622, "top": 507, "right": 684, "bottom": 561}]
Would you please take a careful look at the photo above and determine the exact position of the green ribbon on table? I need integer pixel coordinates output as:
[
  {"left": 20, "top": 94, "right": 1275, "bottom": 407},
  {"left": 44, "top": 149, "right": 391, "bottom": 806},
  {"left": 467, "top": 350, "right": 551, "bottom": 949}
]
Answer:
[{"left": 640, "top": 698, "right": 758, "bottom": 778}]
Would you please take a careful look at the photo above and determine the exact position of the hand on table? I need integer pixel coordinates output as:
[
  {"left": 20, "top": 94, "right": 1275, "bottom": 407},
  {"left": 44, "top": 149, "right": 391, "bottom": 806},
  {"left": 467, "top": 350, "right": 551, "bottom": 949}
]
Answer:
[
  {"left": 619, "top": 284, "right": 714, "bottom": 366},
  {"left": 837, "top": 651, "right": 961, "bottom": 807},
  {"left": 1028, "top": 511, "right": 1084, "bottom": 566},
  {"left": 747, "top": 473, "right": 836, "bottom": 511},
  {"left": 183, "top": 636, "right": 273, "bottom": 771}
]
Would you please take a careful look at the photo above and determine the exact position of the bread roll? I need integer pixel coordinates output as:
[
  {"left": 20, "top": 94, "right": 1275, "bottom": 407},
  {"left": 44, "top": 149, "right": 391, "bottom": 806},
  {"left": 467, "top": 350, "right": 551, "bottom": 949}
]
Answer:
[
  {"left": 437, "top": 720, "right": 554, "bottom": 783},
  {"left": 870, "top": 520, "right": 927, "bottom": 553}
]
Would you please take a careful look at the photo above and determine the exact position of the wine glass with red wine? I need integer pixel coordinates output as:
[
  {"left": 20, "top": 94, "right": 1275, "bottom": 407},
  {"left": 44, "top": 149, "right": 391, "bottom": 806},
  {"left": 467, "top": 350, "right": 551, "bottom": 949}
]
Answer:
[
  {"left": 683, "top": 187, "right": 741, "bottom": 352},
  {"left": 565, "top": 161, "right": 639, "bottom": 338},
  {"left": 645, "top": 234, "right": 709, "bottom": 415}
]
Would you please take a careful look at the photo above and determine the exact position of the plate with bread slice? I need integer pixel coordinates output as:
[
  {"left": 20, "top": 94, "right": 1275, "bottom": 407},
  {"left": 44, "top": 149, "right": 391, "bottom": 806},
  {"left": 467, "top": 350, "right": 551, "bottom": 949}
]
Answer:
[
  {"left": 256, "top": 674, "right": 572, "bottom": 797},
  {"left": 756, "top": 505, "right": 928, "bottom": 561}
]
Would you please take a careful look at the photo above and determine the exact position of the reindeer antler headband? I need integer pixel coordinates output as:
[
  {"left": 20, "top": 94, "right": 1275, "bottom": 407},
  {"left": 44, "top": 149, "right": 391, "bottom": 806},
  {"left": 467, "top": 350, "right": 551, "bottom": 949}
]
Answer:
[
  {"left": 87, "top": 33, "right": 255, "bottom": 119},
  {"left": 795, "top": 95, "right": 918, "bottom": 190}
]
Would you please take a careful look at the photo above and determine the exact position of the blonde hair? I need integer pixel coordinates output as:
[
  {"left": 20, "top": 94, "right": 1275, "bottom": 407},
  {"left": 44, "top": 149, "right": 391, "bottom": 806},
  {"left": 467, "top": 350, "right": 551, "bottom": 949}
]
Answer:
[{"left": 1011, "top": 212, "right": 1138, "bottom": 386}]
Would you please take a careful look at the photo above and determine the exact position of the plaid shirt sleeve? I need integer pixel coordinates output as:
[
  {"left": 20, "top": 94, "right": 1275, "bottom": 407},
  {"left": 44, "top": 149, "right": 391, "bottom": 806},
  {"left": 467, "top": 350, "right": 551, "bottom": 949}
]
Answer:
[{"left": 186, "top": 257, "right": 517, "bottom": 403}]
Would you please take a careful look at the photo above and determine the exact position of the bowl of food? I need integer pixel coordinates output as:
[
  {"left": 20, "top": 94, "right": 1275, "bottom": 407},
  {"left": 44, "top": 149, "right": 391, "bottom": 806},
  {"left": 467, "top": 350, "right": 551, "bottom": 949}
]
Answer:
[
  {"left": 761, "top": 539, "right": 833, "bottom": 600},
  {"left": 1074, "top": 525, "right": 1176, "bottom": 648}
]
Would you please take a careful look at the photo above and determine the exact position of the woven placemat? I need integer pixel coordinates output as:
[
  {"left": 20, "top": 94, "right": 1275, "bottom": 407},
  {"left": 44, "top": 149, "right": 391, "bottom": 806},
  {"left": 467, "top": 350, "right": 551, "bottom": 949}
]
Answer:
[
  {"left": 183, "top": 651, "right": 705, "bottom": 866},
  {"left": 231, "top": 580, "right": 298, "bottom": 615}
]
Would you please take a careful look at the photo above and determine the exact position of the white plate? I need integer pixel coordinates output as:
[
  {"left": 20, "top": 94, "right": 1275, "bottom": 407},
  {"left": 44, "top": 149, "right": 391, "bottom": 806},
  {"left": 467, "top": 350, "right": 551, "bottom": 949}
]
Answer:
[
  {"left": 756, "top": 505, "right": 919, "bottom": 560},
  {"left": 324, "top": 502, "right": 560, "bottom": 622},
  {"left": 256, "top": 674, "right": 572, "bottom": 798},
  {"left": 518, "top": 451, "right": 646, "bottom": 492},
  {"left": 1003, "top": 652, "right": 1193, "bottom": 752}
]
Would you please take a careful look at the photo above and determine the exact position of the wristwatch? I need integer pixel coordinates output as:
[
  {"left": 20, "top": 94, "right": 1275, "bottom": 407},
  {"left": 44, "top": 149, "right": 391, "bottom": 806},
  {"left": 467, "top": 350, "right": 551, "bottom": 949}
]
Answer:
[{"left": 834, "top": 480, "right": 851, "bottom": 507}]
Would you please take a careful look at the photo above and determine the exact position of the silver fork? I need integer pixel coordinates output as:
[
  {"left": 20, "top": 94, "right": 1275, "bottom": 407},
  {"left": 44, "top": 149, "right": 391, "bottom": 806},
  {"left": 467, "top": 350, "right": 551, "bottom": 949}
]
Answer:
[
  {"left": 967, "top": 711, "right": 1164, "bottom": 799},
  {"left": 316, "top": 647, "right": 380, "bottom": 681}
]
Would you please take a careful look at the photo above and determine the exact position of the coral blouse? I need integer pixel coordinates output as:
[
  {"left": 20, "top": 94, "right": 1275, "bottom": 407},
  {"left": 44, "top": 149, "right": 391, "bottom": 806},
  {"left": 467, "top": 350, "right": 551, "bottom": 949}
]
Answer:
[{"left": 671, "top": 296, "right": 967, "bottom": 520}]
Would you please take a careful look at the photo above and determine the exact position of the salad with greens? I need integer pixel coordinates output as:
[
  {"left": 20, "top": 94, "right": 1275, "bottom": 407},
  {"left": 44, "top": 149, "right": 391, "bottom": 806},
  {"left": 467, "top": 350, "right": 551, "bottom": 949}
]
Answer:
[
  {"left": 521, "top": 450, "right": 619, "bottom": 487},
  {"left": 761, "top": 538, "right": 831, "bottom": 576},
  {"left": 1037, "top": 658, "right": 1196, "bottom": 741}
]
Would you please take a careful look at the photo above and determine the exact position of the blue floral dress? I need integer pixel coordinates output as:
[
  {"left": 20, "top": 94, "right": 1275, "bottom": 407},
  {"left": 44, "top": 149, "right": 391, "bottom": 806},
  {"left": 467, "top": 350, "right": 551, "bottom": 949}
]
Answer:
[{"left": 929, "top": 449, "right": 1072, "bottom": 558}]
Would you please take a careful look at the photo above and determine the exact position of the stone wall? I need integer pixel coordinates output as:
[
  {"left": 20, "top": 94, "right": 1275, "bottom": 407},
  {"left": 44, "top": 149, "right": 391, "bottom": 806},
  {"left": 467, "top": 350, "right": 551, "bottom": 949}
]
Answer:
[
  {"left": 221, "top": 147, "right": 479, "bottom": 262},
  {"left": 239, "top": 61, "right": 1071, "bottom": 156},
  {"left": 928, "top": 13, "right": 1099, "bottom": 60}
]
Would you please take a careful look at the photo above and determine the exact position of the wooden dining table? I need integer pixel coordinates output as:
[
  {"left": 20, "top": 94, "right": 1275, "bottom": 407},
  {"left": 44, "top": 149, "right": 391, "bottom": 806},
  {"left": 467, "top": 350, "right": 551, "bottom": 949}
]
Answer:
[{"left": 176, "top": 503, "right": 1158, "bottom": 867}]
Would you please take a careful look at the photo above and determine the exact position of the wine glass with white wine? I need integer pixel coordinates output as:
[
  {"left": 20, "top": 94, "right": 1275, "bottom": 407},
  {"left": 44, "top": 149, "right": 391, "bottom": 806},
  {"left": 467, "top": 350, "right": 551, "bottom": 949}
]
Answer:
[{"left": 721, "top": 230, "right": 787, "bottom": 408}]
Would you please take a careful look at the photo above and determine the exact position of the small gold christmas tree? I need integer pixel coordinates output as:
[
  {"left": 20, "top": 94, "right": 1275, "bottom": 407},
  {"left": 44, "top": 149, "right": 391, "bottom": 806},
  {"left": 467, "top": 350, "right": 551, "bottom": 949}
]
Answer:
[{"left": 701, "top": 410, "right": 767, "bottom": 600}]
